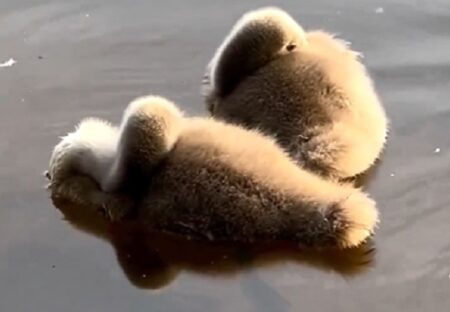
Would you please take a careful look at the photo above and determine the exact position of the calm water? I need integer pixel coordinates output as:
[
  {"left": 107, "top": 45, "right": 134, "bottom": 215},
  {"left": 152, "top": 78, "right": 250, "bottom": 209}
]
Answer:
[{"left": 1, "top": 0, "right": 450, "bottom": 311}]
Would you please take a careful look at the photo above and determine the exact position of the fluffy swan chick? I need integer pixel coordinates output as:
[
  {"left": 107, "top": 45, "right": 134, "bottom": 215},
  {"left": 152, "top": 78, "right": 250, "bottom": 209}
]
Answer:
[
  {"left": 47, "top": 95, "right": 379, "bottom": 248},
  {"left": 203, "top": 6, "right": 388, "bottom": 179}
]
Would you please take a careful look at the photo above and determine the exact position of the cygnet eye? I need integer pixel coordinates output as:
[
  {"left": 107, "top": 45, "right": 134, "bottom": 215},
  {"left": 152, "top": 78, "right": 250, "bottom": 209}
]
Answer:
[
  {"left": 44, "top": 170, "right": 51, "bottom": 180},
  {"left": 286, "top": 43, "right": 296, "bottom": 52}
]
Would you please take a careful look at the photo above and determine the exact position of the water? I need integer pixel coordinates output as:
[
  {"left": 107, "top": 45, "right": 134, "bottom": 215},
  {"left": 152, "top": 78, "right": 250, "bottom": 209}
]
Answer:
[{"left": 1, "top": 0, "right": 449, "bottom": 311}]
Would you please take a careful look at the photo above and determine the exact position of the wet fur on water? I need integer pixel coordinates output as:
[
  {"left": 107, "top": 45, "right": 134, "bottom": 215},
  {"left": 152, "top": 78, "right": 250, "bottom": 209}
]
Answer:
[
  {"left": 47, "top": 95, "right": 379, "bottom": 248},
  {"left": 203, "top": 6, "right": 388, "bottom": 180}
]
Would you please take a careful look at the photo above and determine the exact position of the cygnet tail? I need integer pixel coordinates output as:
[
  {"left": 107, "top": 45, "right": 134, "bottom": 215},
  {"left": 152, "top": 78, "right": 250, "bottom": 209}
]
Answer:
[{"left": 284, "top": 190, "right": 378, "bottom": 248}]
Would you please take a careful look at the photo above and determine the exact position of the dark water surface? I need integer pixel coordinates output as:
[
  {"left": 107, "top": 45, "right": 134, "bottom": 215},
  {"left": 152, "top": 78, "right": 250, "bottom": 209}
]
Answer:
[{"left": 1, "top": 0, "right": 449, "bottom": 311}]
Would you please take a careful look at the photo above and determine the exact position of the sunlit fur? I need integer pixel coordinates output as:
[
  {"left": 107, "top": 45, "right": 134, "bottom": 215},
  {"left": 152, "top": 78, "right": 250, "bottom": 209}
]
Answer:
[
  {"left": 47, "top": 95, "right": 379, "bottom": 248},
  {"left": 203, "top": 6, "right": 388, "bottom": 179}
]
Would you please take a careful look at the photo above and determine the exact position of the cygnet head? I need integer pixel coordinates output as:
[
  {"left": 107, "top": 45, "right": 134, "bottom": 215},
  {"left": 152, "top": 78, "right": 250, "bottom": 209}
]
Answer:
[{"left": 206, "top": 6, "right": 307, "bottom": 97}]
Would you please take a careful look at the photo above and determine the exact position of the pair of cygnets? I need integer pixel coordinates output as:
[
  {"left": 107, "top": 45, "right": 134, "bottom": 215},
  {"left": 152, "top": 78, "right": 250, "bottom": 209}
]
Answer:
[{"left": 46, "top": 7, "right": 388, "bottom": 249}]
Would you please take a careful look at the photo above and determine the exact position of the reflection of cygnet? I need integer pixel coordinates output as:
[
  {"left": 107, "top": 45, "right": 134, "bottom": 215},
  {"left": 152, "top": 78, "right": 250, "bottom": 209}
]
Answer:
[
  {"left": 47, "top": 95, "right": 378, "bottom": 248},
  {"left": 203, "top": 7, "right": 388, "bottom": 179}
]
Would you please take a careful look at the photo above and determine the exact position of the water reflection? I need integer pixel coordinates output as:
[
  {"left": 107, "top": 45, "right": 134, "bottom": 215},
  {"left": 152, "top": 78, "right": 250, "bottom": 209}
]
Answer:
[{"left": 51, "top": 195, "right": 376, "bottom": 290}]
